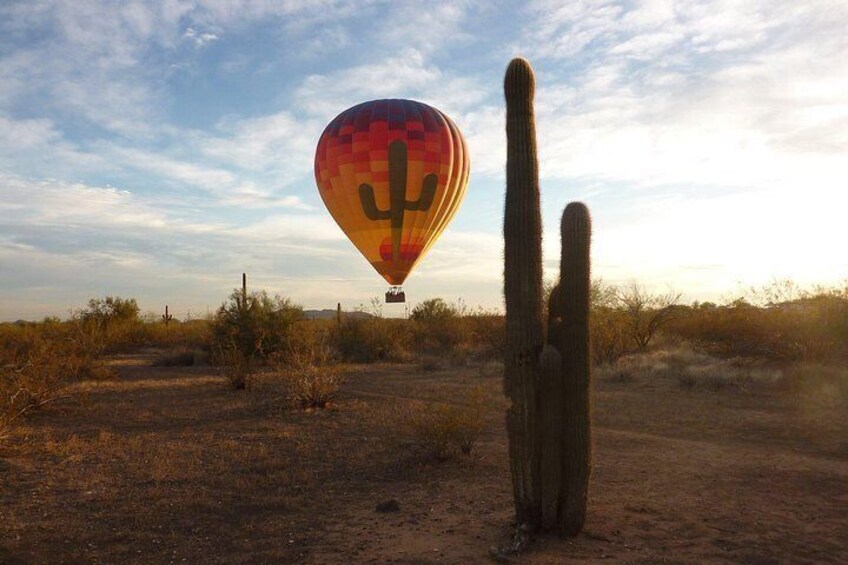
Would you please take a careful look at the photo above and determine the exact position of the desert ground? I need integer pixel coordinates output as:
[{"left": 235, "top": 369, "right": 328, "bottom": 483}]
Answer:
[{"left": 1, "top": 351, "right": 846, "bottom": 564}]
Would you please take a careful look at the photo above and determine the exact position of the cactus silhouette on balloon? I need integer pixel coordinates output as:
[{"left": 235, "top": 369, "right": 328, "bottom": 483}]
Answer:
[
  {"left": 503, "top": 57, "right": 593, "bottom": 537},
  {"left": 358, "top": 140, "right": 437, "bottom": 262}
]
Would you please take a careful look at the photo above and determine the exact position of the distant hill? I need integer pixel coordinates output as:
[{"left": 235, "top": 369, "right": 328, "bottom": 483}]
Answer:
[{"left": 302, "top": 309, "right": 373, "bottom": 321}]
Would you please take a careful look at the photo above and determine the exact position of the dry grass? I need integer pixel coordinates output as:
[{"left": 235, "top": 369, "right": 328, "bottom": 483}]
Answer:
[
  {"left": 405, "top": 386, "right": 487, "bottom": 461},
  {"left": 2, "top": 353, "right": 847, "bottom": 563},
  {"left": 151, "top": 348, "right": 206, "bottom": 367},
  {"left": 284, "top": 365, "right": 343, "bottom": 409},
  {"left": 597, "top": 345, "right": 784, "bottom": 391},
  {"left": 1, "top": 335, "right": 112, "bottom": 442},
  {"left": 215, "top": 346, "right": 256, "bottom": 390}
]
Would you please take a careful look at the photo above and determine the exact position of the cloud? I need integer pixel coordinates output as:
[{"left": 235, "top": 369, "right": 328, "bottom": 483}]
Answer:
[
  {"left": 0, "top": 173, "right": 370, "bottom": 319},
  {"left": 184, "top": 27, "right": 219, "bottom": 47},
  {"left": 294, "top": 48, "right": 488, "bottom": 119},
  {"left": 198, "top": 111, "right": 319, "bottom": 176},
  {"left": 1, "top": 0, "right": 846, "bottom": 318},
  {"left": 508, "top": 0, "right": 848, "bottom": 195},
  {"left": 104, "top": 146, "right": 236, "bottom": 189}
]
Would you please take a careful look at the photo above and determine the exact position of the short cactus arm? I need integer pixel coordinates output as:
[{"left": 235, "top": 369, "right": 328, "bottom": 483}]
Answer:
[
  {"left": 358, "top": 183, "right": 392, "bottom": 220},
  {"left": 405, "top": 173, "right": 437, "bottom": 211}
]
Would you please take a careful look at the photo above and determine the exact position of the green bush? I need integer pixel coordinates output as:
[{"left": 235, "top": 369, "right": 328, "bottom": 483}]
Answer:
[
  {"left": 76, "top": 296, "right": 140, "bottom": 327},
  {"left": 410, "top": 298, "right": 458, "bottom": 321},
  {"left": 210, "top": 289, "right": 303, "bottom": 363},
  {"left": 332, "top": 316, "right": 411, "bottom": 363}
]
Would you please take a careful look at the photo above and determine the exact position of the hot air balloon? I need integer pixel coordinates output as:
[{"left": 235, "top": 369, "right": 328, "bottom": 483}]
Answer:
[{"left": 314, "top": 99, "right": 469, "bottom": 303}]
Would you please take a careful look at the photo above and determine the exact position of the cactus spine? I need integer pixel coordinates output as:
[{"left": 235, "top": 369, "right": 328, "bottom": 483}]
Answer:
[{"left": 503, "top": 57, "right": 593, "bottom": 536}]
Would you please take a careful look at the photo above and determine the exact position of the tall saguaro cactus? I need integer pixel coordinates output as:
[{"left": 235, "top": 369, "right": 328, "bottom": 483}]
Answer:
[
  {"left": 503, "top": 57, "right": 593, "bottom": 537},
  {"left": 504, "top": 57, "right": 545, "bottom": 526}
]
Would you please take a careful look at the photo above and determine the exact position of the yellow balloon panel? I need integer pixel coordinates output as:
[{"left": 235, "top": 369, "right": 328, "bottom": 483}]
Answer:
[{"left": 314, "top": 99, "right": 469, "bottom": 285}]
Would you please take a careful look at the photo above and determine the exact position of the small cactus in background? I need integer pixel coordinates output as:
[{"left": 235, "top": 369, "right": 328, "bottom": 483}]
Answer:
[
  {"left": 161, "top": 305, "right": 173, "bottom": 326},
  {"left": 241, "top": 273, "right": 248, "bottom": 312},
  {"left": 337, "top": 302, "right": 342, "bottom": 325},
  {"left": 503, "top": 57, "right": 593, "bottom": 536}
]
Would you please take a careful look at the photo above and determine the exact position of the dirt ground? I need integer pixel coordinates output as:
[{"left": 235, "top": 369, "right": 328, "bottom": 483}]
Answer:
[{"left": 1, "top": 353, "right": 846, "bottom": 564}]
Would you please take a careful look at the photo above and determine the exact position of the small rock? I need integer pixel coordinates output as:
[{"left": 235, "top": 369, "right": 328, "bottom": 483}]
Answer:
[{"left": 375, "top": 499, "right": 400, "bottom": 513}]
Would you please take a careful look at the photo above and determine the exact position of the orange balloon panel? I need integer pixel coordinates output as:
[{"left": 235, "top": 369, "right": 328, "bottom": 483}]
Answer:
[{"left": 314, "top": 99, "right": 469, "bottom": 286}]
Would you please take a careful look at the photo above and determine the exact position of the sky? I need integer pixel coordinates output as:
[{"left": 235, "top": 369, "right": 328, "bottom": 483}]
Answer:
[{"left": 1, "top": 0, "right": 846, "bottom": 321}]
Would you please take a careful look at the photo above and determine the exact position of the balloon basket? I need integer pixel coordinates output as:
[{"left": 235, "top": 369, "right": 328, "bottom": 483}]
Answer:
[{"left": 385, "top": 287, "right": 406, "bottom": 303}]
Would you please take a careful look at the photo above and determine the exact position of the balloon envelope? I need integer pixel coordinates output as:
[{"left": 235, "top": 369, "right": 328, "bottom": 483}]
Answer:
[{"left": 314, "top": 99, "right": 469, "bottom": 286}]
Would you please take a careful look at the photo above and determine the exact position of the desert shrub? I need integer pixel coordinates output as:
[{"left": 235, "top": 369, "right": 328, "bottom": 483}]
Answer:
[
  {"left": 679, "top": 363, "right": 754, "bottom": 391},
  {"left": 774, "top": 363, "right": 848, "bottom": 402},
  {"left": 463, "top": 313, "right": 504, "bottom": 360},
  {"left": 412, "top": 317, "right": 468, "bottom": 354},
  {"left": 210, "top": 289, "right": 303, "bottom": 365},
  {"left": 406, "top": 387, "right": 486, "bottom": 460},
  {"left": 283, "top": 320, "right": 337, "bottom": 367},
  {"left": 100, "top": 318, "right": 154, "bottom": 352},
  {"left": 215, "top": 346, "right": 255, "bottom": 390},
  {"left": 332, "top": 316, "right": 412, "bottom": 363},
  {"left": 597, "top": 351, "right": 674, "bottom": 383},
  {"left": 77, "top": 296, "right": 140, "bottom": 327},
  {"left": 418, "top": 355, "right": 447, "bottom": 372},
  {"left": 1, "top": 327, "right": 111, "bottom": 440},
  {"left": 285, "top": 364, "right": 343, "bottom": 409},
  {"left": 668, "top": 286, "right": 848, "bottom": 363},
  {"left": 410, "top": 298, "right": 458, "bottom": 321},
  {"left": 72, "top": 296, "right": 153, "bottom": 353},
  {"left": 591, "top": 306, "right": 630, "bottom": 365},
  {"left": 546, "top": 278, "right": 660, "bottom": 365},
  {"left": 152, "top": 348, "right": 198, "bottom": 367},
  {"left": 597, "top": 344, "right": 785, "bottom": 392},
  {"left": 617, "top": 282, "right": 682, "bottom": 351},
  {"left": 147, "top": 319, "right": 212, "bottom": 350},
  {"left": 410, "top": 298, "right": 469, "bottom": 354}
]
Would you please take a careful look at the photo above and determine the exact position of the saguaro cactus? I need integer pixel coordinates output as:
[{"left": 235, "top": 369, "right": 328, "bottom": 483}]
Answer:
[
  {"left": 162, "top": 305, "right": 173, "bottom": 326},
  {"left": 504, "top": 57, "right": 545, "bottom": 526},
  {"left": 241, "top": 273, "right": 248, "bottom": 312},
  {"left": 503, "top": 57, "right": 593, "bottom": 537}
]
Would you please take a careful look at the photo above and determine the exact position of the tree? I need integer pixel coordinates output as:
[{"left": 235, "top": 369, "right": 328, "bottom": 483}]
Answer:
[
  {"left": 618, "top": 282, "right": 681, "bottom": 350},
  {"left": 77, "top": 296, "right": 140, "bottom": 328},
  {"left": 211, "top": 290, "right": 303, "bottom": 361},
  {"left": 410, "top": 298, "right": 458, "bottom": 321}
]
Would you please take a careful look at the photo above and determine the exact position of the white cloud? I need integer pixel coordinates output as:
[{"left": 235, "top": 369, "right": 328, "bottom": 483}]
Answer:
[
  {"left": 510, "top": 0, "right": 848, "bottom": 195},
  {"left": 294, "top": 48, "right": 487, "bottom": 120},
  {"left": 0, "top": 173, "right": 371, "bottom": 319},
  {"left": 232, "top": 213, "right": 345, "bottom": 243},
  {"left": 105, "top": 146, "right": 236, "bottom": 189},
  {"left": 184, "top": 26, "right": 220, "bottom": 47},
  {"left": 199, "top": 111, "right": 318, "bottom": 175},
  {"left": 2, "top": 0, "right": 846, "bottom": 318}
]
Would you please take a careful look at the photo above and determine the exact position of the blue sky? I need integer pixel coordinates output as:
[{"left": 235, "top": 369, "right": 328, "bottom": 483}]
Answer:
[{"left": 1, "top": 0, "right": 846, "bottom": 320}]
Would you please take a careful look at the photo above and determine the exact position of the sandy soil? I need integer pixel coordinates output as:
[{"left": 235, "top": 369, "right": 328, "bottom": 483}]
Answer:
[{"left": 1, "top": 353, "right": 846, "bottom": 564}]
